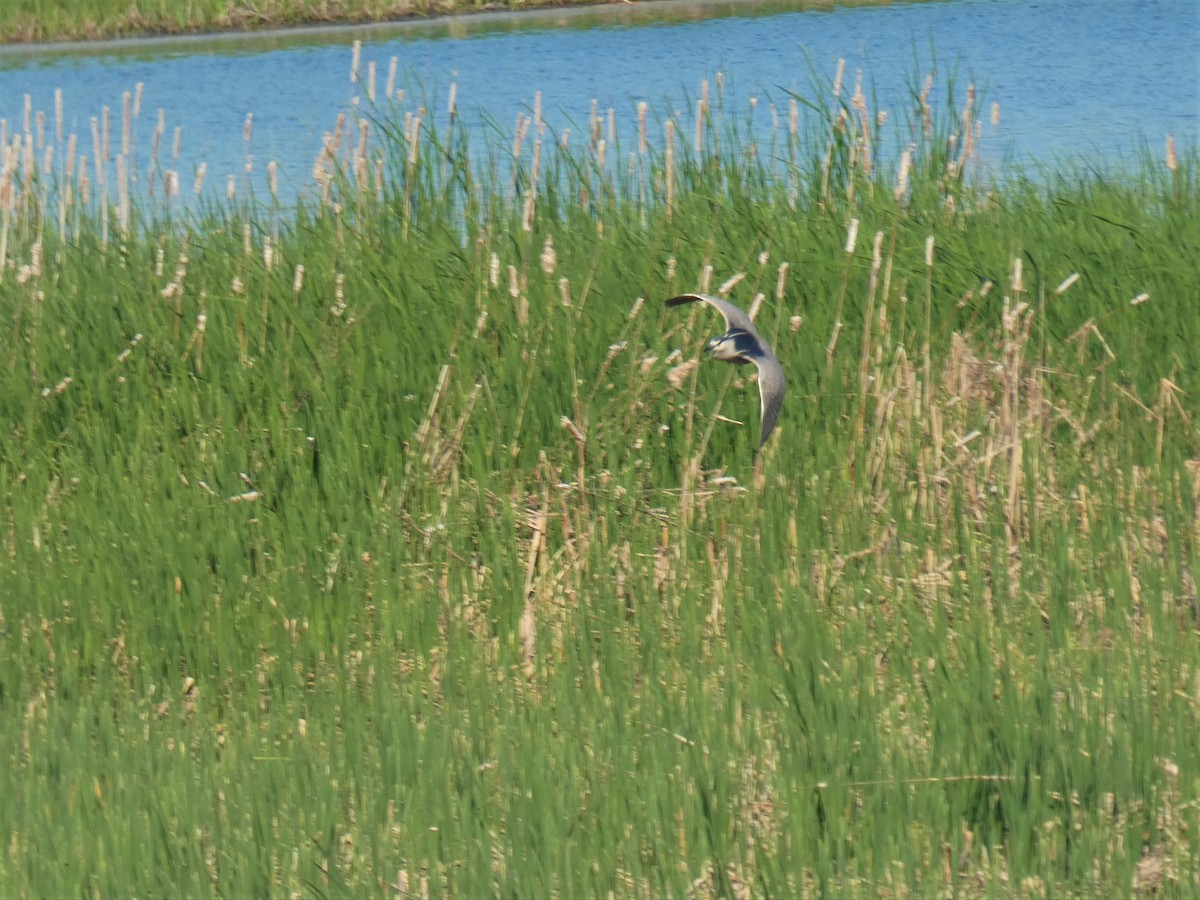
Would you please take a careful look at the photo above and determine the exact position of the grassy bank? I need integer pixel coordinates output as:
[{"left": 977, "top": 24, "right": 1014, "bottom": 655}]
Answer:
[
  {"left": 3, "top": 0, "right": 597, "bottom": 43},
  {"left": 0, "top": 0, "right": 894, "bottom": 44},
  {"left": 1, "top": 55, "right": 1197, "bottom": 896}
]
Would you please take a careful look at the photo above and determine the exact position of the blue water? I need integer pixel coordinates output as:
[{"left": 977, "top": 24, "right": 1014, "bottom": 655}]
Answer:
[{"left": 0, "top": 0, "right": 1195, "bottom": 204}]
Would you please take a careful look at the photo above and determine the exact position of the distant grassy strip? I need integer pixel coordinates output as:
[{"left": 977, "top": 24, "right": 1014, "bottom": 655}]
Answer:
[
  {"left": 0, "top": 56, "right": 1197, "bottom": 896},
  {"left": 1, "top": 0, "right": 893, "bottom": 44}
]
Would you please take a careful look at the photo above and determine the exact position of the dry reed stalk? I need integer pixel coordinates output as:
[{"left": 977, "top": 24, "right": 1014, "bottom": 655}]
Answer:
[
  {"left": 171, "top": 126, "right": 181, "bottom": 161},
  {"left": 406, "top": 113, "right": 421, "bottom": 167},
  {"left": 385, "top": 56, "right": 398, "bottom": 100},
  {"left": 1155, "top": 378, "right": 1188, "bottom": 463},
  {"left": 54, "top": 88, "right": 62, "bottom": 144},
  {"left": 922, "top": 235, "right": 935, "bottom": 411},
  {"left": 100, "top": 105, "right": 109, "bottom": 162},
  {"left": 0, "top": 203, "right": 8, "bottom": 285},
  {"left": 851, "top": 70, "right": 872, "bottom": 175},
  {"left": 121, "top": 91, "right": 130, "bottom": 156},
  {"left": 350, "top": 40, "right": 361, "bottom": 83},
  {"left": 415, "top": 364, "right": 452, "bottom": 456},
  {"left": 664, "top": 120, "right": 675, "bottom": 220},
  {"left": 430, "top": 380, "right": 482, "bottom": 477},
  {"left": 826, "top": 217, "right": 859, "bottom": 371},
  {"left": 520, "top": 488, "right": 548, "bottom": 680},
  {"left": 330, "top": 111, "right": 346, "bottom": 157},
  {"left": 855, "top": 231, "right": 885, "bottom": 440},
  {"left": 90, "top": 117, "right": 103, "bottom": 187},
  {"left": 116, "top": 154, "right": 128, "bottom": 234}
]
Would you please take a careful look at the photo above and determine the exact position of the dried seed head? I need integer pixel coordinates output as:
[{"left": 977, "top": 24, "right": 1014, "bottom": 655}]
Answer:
[
  {"left": 776, "top": 262, "right": 790, "bottom": 301},
  {"left": 667, "top": 358, "right": 698, "bottom": 389},
  {"left": 1166, "top": 135, "right": 1177, "bottom": 171},
  {"left": 1053, "top": 272, "right": 1080, "bottom": 295},
  {"left": 539, "top": 236, "right": 556, "bottom": 276},
  {"left": 522, "top": 193, "right": 535, "bottom": 232},
  {"left": 331, "top": 273, "right": 346, "bottom": 317},
  {"left": 560, "top": 416, "right": 586, "bottom": 446},
  {"left": 718, "top": 272, "right": 745, "bottom": 295},
  {"left": 894, "top": 145, "right": 912, "bottom": 201},
  {"left": 489, "top": 252, "right": 500, "bottom": 288},
  {"left": 748, "top": 292, "right": 765, "bottom": 321},
  {"left": 845, "top": 218, "right": 859, "bottom": 254}
]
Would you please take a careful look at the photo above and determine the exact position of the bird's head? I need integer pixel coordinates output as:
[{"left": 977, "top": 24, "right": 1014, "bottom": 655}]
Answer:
[{"left": 705, "top": 330, "right": 752, "bottom": 363}]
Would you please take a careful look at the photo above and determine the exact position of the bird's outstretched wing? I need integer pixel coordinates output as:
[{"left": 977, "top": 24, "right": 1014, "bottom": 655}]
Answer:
[
  {"left": 752, "top": 352, "right": 786, "bottom": 447},
  {"left": 666, "top": 293, "right": 756, "bottom": 335}
]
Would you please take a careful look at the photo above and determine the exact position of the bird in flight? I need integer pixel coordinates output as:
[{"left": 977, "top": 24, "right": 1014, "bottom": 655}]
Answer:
[{"left": 666, "top": 293, "right": 786, "bottom": 448}]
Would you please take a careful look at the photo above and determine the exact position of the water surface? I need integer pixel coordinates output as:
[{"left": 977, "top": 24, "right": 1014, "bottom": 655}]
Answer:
[{"left": 0, "top": 0, "right": 1194, "bottom": 204}]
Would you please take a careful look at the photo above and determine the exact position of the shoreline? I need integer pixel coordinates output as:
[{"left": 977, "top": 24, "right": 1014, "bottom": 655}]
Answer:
[{"left": 0, "top": 0, "right": 893, "bottom": 48}]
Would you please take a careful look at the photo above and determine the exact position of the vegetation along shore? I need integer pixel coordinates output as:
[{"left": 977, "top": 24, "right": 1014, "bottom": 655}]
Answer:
[
  {"left": 1, "top": 0, "right": 901, "bottom": 44},
  {"left": 0, "top": 40, "right": 1196, "bottom": 897}
]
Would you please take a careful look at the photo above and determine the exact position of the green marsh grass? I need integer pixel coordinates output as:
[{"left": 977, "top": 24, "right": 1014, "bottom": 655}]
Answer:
[{"left": 0, "top": 55, "right": 1198, "bottom": 896}]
